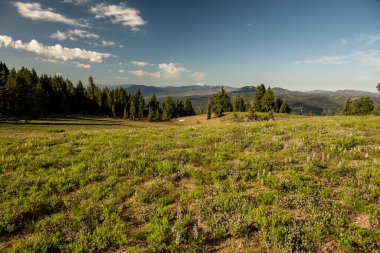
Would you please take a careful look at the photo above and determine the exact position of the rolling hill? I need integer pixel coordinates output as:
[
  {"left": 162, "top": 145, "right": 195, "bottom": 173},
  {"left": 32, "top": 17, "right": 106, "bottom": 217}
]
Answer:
[{"left": 122, "top": 84, "right": 379, "bottom": 115}]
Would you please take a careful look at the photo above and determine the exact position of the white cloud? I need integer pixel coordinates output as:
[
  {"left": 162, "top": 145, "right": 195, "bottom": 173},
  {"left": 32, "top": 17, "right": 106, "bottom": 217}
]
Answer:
[
  {"left": 101, "top": 40, "right": 115, "bottom": 46},
  {"left": 74, "top": 62, "right": 91, "bottom": 68},
  {"left": 159, "top": 63, "right": 188, "bottom": 78},
  {"left": 129, "top": 70, "right": 160, "bottom": 78},
  {"left": 351, "top": 50, "right": 380, "bottom": 67},
  {"left": 118, "top": 69, "right": 125, "bottom": 73},
  {"left": 190, "top": 72, "right": 205, "bottom": 80},
  {"left": 355, "top": 34, "right": 380, "bottom": 47},
  {"left": 131, "top": 60, "right": 149, "bottom": 67},
  {"left": 51, "top": 30, "right": 116, "bottom": 47},
  {"left": 0, "top": 35, "right": 112, "bottom": 63},
  {"left": 51, "top": 29, "right": 99, "bottom": 41},
  {"left": 62, "top": 0, "right": 91, "bottom": 5},
  {"left": 90, "top": 3, "right": 146, "bottom": 31},
  {"left": 14, "top": 2, "right": 86, "bottom": 27},
  {"left": 294, "top": 55, "right": 349, "bottom": 65}
]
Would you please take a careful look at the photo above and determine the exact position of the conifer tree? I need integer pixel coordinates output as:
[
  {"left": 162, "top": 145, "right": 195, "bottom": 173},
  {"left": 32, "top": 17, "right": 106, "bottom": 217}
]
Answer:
[
  {"left": 279, "top": 100, "right": 291, "bottom": 113},
  {"left": 207, "top": 102, "right": 212, "bottom": 119},
  {"left": 155, "top": 108, "right": 162, "bottom": 121},
  {"left": 274, "top": 97, "right": 283, "bottom": 113},
  {"left": 208, "top": 86, "right": 232, "bottom": 117},
  {"left": 253, "top": 84, "right": 266, "bottom": 111},
  {"left": 124, "top": 106, "right": 129, "bottom": 119},
  {"left": 148, "top": 107, "right": 154, "bottom": 121},
  {"left": 184, "top": 99, "right": 195, "bottom": 116},
  {"left": 261, "top": 87, "right": 275, "bottom": 112},
  {"left": 342, "top": 97, "right": 352, "bottom": 115}
]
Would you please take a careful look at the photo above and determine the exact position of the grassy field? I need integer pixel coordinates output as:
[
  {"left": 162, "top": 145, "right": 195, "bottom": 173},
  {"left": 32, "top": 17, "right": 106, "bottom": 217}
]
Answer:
[{"left": 0, "top": 114, "right": 379, "bottom": 252}]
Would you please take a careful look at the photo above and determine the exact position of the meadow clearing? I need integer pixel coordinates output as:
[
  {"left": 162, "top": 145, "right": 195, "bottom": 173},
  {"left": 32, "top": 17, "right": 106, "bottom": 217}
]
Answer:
[{"left": 0, "top": 114, "right": 379, "bottom": 252}]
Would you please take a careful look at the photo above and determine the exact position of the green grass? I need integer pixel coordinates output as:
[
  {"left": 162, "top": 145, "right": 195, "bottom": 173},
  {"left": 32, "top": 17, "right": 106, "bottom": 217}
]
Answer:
[{"left": 0, "top": 115, "right": 379, "bottom": 252}]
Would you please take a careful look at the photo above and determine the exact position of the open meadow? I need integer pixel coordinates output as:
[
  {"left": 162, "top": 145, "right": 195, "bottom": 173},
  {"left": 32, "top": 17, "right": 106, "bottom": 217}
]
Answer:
[{"left": 0, "top": 114, "right": 379, "bottom": 252}]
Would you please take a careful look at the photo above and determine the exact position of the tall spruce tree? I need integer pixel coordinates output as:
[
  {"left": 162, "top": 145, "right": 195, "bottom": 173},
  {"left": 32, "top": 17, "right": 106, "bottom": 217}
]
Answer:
[
  {"left": 253, "top": 84, "right": 266, "bottom": 112},
  {"left": 342, "top": 97, "right": 352, "bottom": 115},
  {"left": 184, "top": 99, "right": 195, "bottom": 116},
  {"left": 261, "top": 87, "right": 275, "bottom": 112}
]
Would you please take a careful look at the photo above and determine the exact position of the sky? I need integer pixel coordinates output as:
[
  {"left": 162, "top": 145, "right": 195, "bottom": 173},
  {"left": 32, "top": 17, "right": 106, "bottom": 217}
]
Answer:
[{"left": 1, "top": 0, "right": 380, "bottom": 92}]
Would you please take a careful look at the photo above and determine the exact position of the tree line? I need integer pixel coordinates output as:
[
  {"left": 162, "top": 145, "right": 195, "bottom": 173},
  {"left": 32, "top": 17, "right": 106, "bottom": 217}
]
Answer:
[
  {"left": 340, "top": 85, "right": 380, "bottom": 116},
  {"left": 207, "top": 84, "right": 291, "bottom": 118},
  {"left": 0, "top": 62, "right": 195, "bottom": 121}
]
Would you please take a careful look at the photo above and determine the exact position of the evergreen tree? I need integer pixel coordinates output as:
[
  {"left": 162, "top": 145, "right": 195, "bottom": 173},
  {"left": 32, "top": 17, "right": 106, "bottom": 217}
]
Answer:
[
  {"left": 137, "top": 92, "right": 145, "bottom": 119},
  {"left": 155, "top": 108, "right": 162, "bottom": 121},
  {"left": 375, "top": 84, "right": 380, "bottom": 115},
  {"left": 0, "top": 62, "right": 9, "bottom": 116},
  {"left": 342, "top": 97, "right": 352, "bottom": 115},
  {"left": 208, "top": 86, "right": 232, "bottom": 117},
  {"left": 184, "top": 99, "right": 195, "bottom": 116},
  {"left": 351, "top": 96, "right": 374, "bottom": 115},
  {"left": 148, "top": 107, "right": 154, "bottom": 121},
  {"left": 253, "top": 84, "right": 266, "bottom": 111},
  {"left": 261, "top": 87, "right": 275, "bottom": 112},
  {"left": 147, "top": 93, "right": 159, "bottom": 113},
  {"left": 207, "top": 102, "right": 211, "bottom": 119},
  {"left": 163, "top": 96, "right": 176, "bottom": 119},
  {"left": 124, "top": 106, "right": 129, "bottom": 119},
  {"left": 175, "top": 100, "right": 185, "bottom": 117},
  {"left": 130, "top": 95, "right": 137, "bottom": 120},
  {"left": 279, "top": 100, "right": 291, "bottom": 113},
  {"left": 274, "top": 97, "right": 283, "bottom": 113}
]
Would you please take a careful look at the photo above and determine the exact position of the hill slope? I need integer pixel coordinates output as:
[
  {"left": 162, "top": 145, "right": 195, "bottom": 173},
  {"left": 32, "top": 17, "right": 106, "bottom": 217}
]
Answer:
[{"left": 123, "top": 84, "right": 378, "bottom": 115}]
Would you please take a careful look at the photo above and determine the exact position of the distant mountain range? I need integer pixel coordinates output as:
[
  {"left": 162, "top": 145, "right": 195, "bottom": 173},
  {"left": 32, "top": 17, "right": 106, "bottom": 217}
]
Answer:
[{"left": 121, "top": 84, "right": 379, "bottom": 115}]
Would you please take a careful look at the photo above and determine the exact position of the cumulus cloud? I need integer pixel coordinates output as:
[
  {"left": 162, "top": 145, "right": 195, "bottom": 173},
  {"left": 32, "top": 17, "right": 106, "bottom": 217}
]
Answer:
[
  {"left": 159, "top": 63, "right": 188, "bottom": 78},
  {"left": 51, "top": 29, "right": 100, "bottom": 41},
  {"left": 0, "top": 35, "right": 112, "bottom": 63},
  {"left": 14, "top": 2, "right": 86, "bottom": 27},
  {"left": 131, "top": 60, "right": 148, "bottom": 67},
  {"left": 294, "top": 55, "right": 349, "bottom": 65},
  {"left": 129, "top": 70, "right": 161, "bottom": 78},
  {"left": 90, "top": 3, "right": 146, "bottom": 31}
]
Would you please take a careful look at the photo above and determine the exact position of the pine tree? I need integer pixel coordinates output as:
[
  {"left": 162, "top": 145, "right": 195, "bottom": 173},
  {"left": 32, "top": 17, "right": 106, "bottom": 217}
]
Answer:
[
  {"left": 261, "top": 87, "right": 275, "bottom": 112},
  {"left": 184, "top": 99, "right": 195, "bottom": 116},
  {"left": 274, "top": 97, "right": 283, "bottom": 113},
  {"left": 342, "top": 97, "right": 352, "bottom": 115},
  {"left": 207, "top": 102, "right": 212, "bottom": 119},
  {"left": 351, "top": 96, "right": 374, "bottom": 115},
  {"left": 279, "top": 100, "right": 291, "bottom": 113},
  {"left": 163, "top": 96, "right": 175, "bottom": 119},
  {"left": 148, "top": 107, "right": 154, "bottom": 121},
  {"left": 208, "top": 86, "right": 232, "bottom": 117},
  {"left": 155, "top": 108, "right": 162, "bottom": 121},
  {"left": 130, "top": 95, "right": 137, "bottom": 120},
  {"left": 147, "top": 93, "right": 159, "bottom": 113},
  {"left": 253, "top": 84, "right": 266, "bottom": 112},
  {"left": 124, "top": 106, "right": 129, "bottom": 119}
]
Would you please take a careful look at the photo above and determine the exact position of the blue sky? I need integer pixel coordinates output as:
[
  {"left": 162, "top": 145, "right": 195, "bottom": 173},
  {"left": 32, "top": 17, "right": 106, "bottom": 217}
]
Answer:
[{"left": 1, "top": 0, "right": 380, "bottom": 91}]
